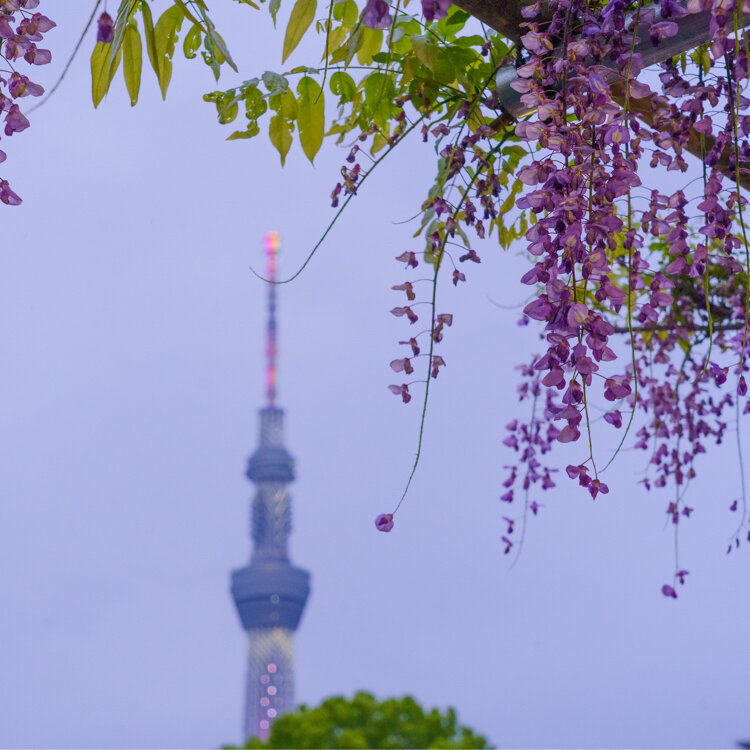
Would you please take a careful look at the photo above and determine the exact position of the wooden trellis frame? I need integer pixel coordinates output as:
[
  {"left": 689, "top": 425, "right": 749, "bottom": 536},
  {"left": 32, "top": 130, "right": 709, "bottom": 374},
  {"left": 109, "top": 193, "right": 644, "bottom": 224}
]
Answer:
[{"left": 452, "top": 0, "right": 750, "bottom": 190}]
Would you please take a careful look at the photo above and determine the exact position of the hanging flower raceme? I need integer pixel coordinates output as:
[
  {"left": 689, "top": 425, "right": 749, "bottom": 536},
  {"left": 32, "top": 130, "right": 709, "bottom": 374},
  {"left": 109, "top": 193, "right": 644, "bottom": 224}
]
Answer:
[
  {"left": 373, "top": 0, "right": 750, "bottom": 590},
  {"left": 493, "top": 0, "right": 750, "bottom": 592},
  {"left": 0, "top": 0, "right": 54, "bottom": 205},
  {"left": 337, "top": 0, "right": 750, "bottom": 590}
]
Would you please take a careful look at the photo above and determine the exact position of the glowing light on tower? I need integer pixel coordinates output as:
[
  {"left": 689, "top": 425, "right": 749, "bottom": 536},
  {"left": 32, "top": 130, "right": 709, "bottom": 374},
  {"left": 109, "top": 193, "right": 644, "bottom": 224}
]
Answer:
[{"left": 264, "top": 231, "right": 280, "bottom": 406}]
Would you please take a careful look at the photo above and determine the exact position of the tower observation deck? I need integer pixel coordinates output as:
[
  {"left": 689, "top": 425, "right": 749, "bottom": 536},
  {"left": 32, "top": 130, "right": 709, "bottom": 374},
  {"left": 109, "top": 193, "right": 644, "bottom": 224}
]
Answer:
[{"left": 230, "top": 232, "right": 310, "bottom": 742}]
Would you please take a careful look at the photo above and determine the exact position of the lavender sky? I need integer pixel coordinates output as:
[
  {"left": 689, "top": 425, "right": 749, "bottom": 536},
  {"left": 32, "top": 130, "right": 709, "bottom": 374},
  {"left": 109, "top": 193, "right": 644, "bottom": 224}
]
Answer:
[{"left": 0, "top": 4, "right": 749, "bottom": 748}]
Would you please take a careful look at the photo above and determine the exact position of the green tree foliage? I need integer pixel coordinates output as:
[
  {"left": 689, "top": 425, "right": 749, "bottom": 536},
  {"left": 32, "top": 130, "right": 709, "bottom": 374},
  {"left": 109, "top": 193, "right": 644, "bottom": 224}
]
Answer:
[{"left": 229, "top": 692, "right": 491, "bottom": 749}]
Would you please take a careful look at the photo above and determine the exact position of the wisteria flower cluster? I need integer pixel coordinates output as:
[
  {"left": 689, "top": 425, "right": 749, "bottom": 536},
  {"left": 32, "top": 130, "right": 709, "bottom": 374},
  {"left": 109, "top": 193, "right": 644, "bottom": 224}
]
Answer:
[
  {"left": 485, "top": 0, "right": 750, "bottom": 595},
  {"left": 0, "top": 0, "right": 53, "bottom": 205},
  {"left": 361, "top": 0, "right": 451, "bottom": 29},
  {"left": 157, "top": 0, "right": 750, "bottom": 590},
  {"left": 361, "top": 0, "right": 750, "bottom": 593}
]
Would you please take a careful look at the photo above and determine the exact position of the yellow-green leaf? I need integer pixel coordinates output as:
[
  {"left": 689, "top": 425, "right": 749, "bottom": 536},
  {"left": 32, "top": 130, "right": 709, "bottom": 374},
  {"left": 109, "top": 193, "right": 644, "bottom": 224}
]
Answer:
[
  {"left": 183, "top": 23, "right": 202, "bottom": 59},
  {"left": 410, "top": 34, "right": 438, "bottom": 70},
  {"left": 356, "top": 27, "right": 382, "bottom": 65},
  {"left": 269, "top": 115, "right": 293, "bottom": 164},
  {"left": 344, "top": 22, "right": 363, "bottom": 66},
  {"left": 269, "top": 0, "right": 281, "bottom": 25},
  {"left": 154, "top": 5, "right": 184, "bottom": 99},
  {"left": 333, "top": 0, "right": 357, "bottom": 27},
  {"left": 499, "top": 178, "right": 522, "bottom": 215},
  {"left": 282, "top": 0, "right": 317, "bottom": 62},
  {"left": 323, "top": 25, "right": 346, "bottom": 59},
  {"left": 296, "top": 77, "right": 324, "bottom": 163},
  {"left": 227, "top": 122, "right": 260, "bottom": 140},
  {"left": 107, "top": 0, "right": 138, "bottom": 78},
  {"left": 371, "top": 131, "right": 388, "bottom": 154},
  {"left": 141, "top": 1, "right": 158, "bottom": 75},
  {"left": 196, "top": 6, "right": 237, "bottom": 72},
  {"left": 268, "top": 89, "right": 297, "bottom": 164},
  {"left": 330, "top": 70, "right": 355, "bottom": 103},
  {"left": 91, "top": 42, "right": 122, "bottom": 108},
  {"left": 123, "top": 23, "right": 142, "bottom": 106}
]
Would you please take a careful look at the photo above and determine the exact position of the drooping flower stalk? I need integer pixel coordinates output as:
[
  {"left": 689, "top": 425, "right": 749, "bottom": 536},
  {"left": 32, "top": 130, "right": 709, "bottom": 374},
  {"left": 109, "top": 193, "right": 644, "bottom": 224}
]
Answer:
[
  {"left": 0, "top": 0, "right": 54, "bottom": 205},
  {"left": 374, "top": 0, "right": 750, "bottom": 587}
]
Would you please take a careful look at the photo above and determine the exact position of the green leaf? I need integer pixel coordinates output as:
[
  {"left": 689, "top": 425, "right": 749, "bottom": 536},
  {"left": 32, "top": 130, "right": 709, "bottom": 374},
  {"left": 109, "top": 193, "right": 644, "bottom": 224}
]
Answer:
[
  {"left": 269, "top": 115, "right": 293, "bottom": 164},
  {"left": 140, "top": 1, "right": 158, "bottom": 74},
  {"left": 329, "top": 70, "right": 355, "bottom": 103},
  {"left": 363, "top": 71, "right": 395, "bottom": 128},
  {"left": 371, "top": 130, "right": 388, "bottom": 154},
  {"left": 91, "top": 42, "right": 122, "bottom": 108},
  {"left": 333, "top": 0, "right": 357, "bottom": 27},
  {"left": 410, "top": 34, "right": 438, "bottom": 71},
  {"left": 356, "top": 27, "right": 382, "bottom": 65},
  {"left": 153, "top": 4, "right": 184, "bottom": 99},
  {"left": 183, "top": 23, "right": 202, "bottom": 59},
  {"left": 233, "top": 0, "right": 260, "bottom": 7},
  {"left": 268, "top": 89, "right": 297, "bottom": 164},
  {"left": 217, "top": 91, "right": 240, "bottom": 123},
  {"left": 400, "top": 54, "right": 419, "bottom": 85},
  {"left": 444, "top": 8, "right": 470, "bottom": 26},
  {"left": 227, "top": 121, "right": 261, "bottom": 139},
  {"left": 324, "top": 24, "right": 347, "bottom": 56},
  {"left": 262, "top": 70, "right": 289, "bottom": 95},
  {"left": 454, "top": 34, "right": 485, "bottom": 47},
  {"left": 196, "top": 6, "right": 238, "bottom": 72},
  {"left": 498, "top": 178, "right": 521, "bottom": 215},
  {"left": 108, "top": 0, "right": 138, "bottom": 76},
  {"left": 123, "top": 23, "right": 142, "bottom": 106},
  {"left": 296, "top": 77, "right": 324, "bottom": 162},
  {"left": 432, "top": 52, "right": 456, "bottom": 85},
  {"left": 343, "top": 22, "right": 363, "bottom": 66},
  {"left": 244, "top": 84, "right": 268, "bottom": 119},
  {"left": 518, "top": 211, "right": 528, "bottom": 238},
  {"left": 220, "top": 102, "right": 240, "bottom": 123},
  {"left": 269, "top": 0, "right": 281, "bottom": 25},
  {"left": 282, "top": 0, "right": 317, "bottom": 62},
  {"left": 270, "top": 89, "right": 298, "bottom": 119}
]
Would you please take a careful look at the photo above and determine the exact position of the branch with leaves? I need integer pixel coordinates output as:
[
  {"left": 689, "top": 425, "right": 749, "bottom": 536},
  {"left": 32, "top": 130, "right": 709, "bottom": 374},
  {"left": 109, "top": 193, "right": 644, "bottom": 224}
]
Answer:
[{"left": 48, "top": 0, "right": 750, "bottom": 591}]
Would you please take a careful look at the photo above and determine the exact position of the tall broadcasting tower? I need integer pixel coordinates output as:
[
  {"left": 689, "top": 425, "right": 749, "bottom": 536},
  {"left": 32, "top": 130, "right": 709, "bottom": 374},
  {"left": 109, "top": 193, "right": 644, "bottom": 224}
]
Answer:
[{"left": 230, "top": 232, "right": 311, "bottom": 741}]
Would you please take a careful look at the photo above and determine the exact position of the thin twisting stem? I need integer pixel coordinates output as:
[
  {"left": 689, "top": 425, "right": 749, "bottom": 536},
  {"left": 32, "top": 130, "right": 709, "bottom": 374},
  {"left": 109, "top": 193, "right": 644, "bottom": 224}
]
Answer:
[
  {"left": 733, "top": 395, "right": 748, "bottom": 541},
  {"left": 728, "top": 20, "right": 750, "bottom": 368},
  {"left": 26, "top": 1, "right": 102, "bottom": 116},
  {"left": 603, "top": 153, "right": 638, "bottom": 473},
  {"left": 393, "top": 130, "right": 513, "bottom": 515},
  {"left": 510, "top": 389, "right": 539, "bottom": 569},
  {"left": 249, "top": 107, "right": 449, "bottom": 285},
  {"left": 696, "top": 60, "right": 714, "bottom": 382}
]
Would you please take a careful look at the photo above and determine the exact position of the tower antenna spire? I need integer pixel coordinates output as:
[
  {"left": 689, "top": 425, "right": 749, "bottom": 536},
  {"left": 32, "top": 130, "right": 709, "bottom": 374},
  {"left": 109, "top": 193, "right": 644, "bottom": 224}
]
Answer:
[
  {"left": 264, "top": 231, "right": 280, "bottom": 406},
  {"left": 231, "top": 232, "right": 310, "bottom": 743}
]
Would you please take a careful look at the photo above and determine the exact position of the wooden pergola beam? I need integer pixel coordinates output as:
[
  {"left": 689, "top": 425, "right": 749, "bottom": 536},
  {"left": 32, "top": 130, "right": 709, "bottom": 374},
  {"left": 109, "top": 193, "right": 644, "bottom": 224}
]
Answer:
[
  {"left": 610, "top": 81, "right": 750, "bottom": 192},
  {"left": 452, "top": 0, "right": 526, "bottom": 42}
]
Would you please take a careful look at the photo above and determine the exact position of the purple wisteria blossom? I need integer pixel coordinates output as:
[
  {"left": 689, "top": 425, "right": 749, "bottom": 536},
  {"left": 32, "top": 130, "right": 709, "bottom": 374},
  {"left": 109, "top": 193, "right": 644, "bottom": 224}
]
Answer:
[
  {"left": 421, "top": 0, "right": 451, "bottom": 22},
  {"left": 375, "top": 513, "right": 394, "bottom": 532},
  {"left": 97, "top": 11, "right": 114, "bottom": 43},
  {"left": 362, "top": 0, "right": 392, "bottom": 29},
  {"left": 0, "top": 1, "right": 54, "bottom": 205}
]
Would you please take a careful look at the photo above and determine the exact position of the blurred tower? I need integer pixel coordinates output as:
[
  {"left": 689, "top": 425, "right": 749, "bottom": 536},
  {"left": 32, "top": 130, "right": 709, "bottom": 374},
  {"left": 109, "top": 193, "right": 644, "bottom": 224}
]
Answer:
[{"left": 230, "top": 232, "right": 311, "bottom": 742}]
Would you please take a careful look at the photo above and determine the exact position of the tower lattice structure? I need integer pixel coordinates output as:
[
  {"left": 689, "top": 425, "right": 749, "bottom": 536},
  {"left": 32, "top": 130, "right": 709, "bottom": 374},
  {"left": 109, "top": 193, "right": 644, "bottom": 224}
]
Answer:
[{"left": 231, "top": 232, "right": 311, "bottom": 742}]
